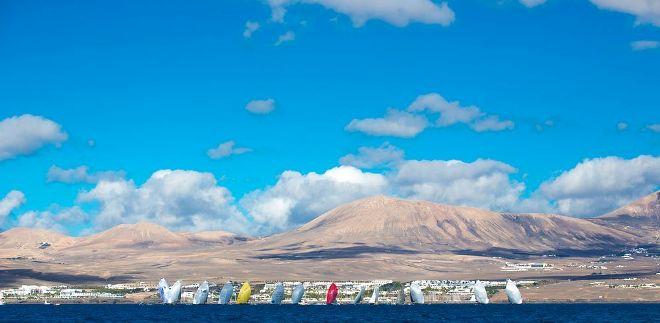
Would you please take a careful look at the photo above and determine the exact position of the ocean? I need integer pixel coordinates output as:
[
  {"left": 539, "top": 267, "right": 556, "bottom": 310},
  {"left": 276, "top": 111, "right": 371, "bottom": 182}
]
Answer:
[{"left": 0, "top": 303, "right": 658, "bottom": 322}]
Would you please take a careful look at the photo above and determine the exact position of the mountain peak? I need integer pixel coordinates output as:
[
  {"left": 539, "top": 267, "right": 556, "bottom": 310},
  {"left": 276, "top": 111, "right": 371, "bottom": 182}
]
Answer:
[
  {"left": 600, "top": 191, "right": 660, "bottom": 219},
  {"left": 76, "top": 221, "right": 191, "bottom": 249},
  {"left": 258, "top": 196, "right": 635, "bottom": 254}
]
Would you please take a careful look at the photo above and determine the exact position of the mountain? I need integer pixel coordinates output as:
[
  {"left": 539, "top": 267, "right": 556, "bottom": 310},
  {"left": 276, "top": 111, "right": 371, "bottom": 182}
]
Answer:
[
  {"left": 0, "top": 227, "right": 76, "bottom": 258},
  {"left": 592, "top": 191, "right": 659, "bottom": 244},
  {"left": 253, "top": 196, "right": 639, "bottom": 256},
  {"left": 600, "top": 191, "right": 659, "bottom": 221},
  {"left": 73, "top": 222, "right": 192, "bottom": 250}
]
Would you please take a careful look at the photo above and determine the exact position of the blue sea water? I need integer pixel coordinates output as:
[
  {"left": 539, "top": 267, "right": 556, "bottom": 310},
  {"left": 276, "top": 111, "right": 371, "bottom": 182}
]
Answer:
[{"left": 0, "top": 304, "right": 658, "bottom": 322}]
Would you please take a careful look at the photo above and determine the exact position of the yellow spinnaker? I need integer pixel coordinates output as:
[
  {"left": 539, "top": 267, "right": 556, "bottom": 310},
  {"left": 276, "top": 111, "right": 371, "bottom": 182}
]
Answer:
[{"left": 236, "top": 282, "right": 251, "bottom": 304}]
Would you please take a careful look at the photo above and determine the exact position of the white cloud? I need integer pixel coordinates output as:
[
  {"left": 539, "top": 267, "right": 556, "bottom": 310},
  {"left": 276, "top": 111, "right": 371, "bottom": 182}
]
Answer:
[
  {"left": 243, "top": 21, "right": 261, "bottom": 38},
  {"left": 648, "top": 123, "right": 660, "bottom": 132},
  {"left": 339, "top": 142, "right": 404, "bottom": 169},
  {"left": 345, "top": 109, "right": 429, "bottom": 138},
  {"left": 538, "top": 155, "right": 660, "bottom": 216},
  {"left": 408, "top": 93, "right": 483, "bottom": 127},
  {"left": 78, "top": 170, "right": 250, "bottom": 233},
  {"left": 207, "top": 141, "right": 252, "bottom": 159},
  {"left": 275, "top": 31, "right": 296, "bottom": 46},
  {"left": 590, "top": 0, "right": 660, "bottom": 27},
  {"left": 470, "top": 115, "right": 515, "bottom": 132},
  {"left": 245, "top": 98, "right": 275, "bottom": 114},
  {"left": 0, "top": 114, "right": 67, "bottom": 161},
  {"left": 241, "top": 166, "right": 388, "bottom": 232},
  {"left": 408, "top": 93, "right": 514, "bottom": 132},
  {"left": 17, "top": 206, "right": 88, "bottom": 233},
  {"left": 47, "top": 165, "right": 125, "bottom": 184},
  {"left": 0, "top": 190, "right": 26, "bottom": 224},
  {"left": 617, "top": 122, "right": 629, "bottom": 131},
  {"left": 267, "top": 0, "right": 455, "bottom": 27},
  {"left": 519, "top": 0, "right": 547, "bottom": 7},
  {"left": 631, "top": 40, "right": 659, "bottom": 50},
  {"left": 393, "top": 159, "right": 525, "bottom": 210}
]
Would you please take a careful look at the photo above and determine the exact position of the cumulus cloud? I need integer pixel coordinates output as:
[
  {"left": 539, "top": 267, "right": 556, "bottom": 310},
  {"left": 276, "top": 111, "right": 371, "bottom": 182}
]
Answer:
[
  {"left": 647, "top": 123, "right": 660, "bottom": 132},
  {"left": 78, "top": 170, "right": 250, "bottom": 233},
  {"left": 339, "top": 142, "right": 404, "bottom": 169},
  {"left": 631, "top": 40, "right": 659, "bottom": 50},
  {"left": 393, "top": 159, "right": 525, "bottom": 210},
  {"left": 519, "top": 0, "right": 547, "bottom": 7},
  {"left": 408, "top": 93, "right": 483, "bottom": 127},
  {"left": 0, "top": 190, "right": 26, "bottom": 224},
  {"left": 408, "top": 93, "right": 514, "bottom": 132},
  {"left": 17, "top": 206, "right": 88, "bottom": 233},
  {"left": 538, "top": 155, "right": 660, "bottom": 216},
  {"left": 590, "top": 0, "right": 660, "bottom": 27},
  {"left": 245, "top": 98, "right": 275, "bottom": 114},
  {"left": 207, "top": 141, "right": 252, "bottom": 159},
  {"left": 0, "top": 114, "right": 67, "bottom": 161},
  {"left": 267, "top": 0, "right": 455, "bottom": 27},
  {"left": 47, "top": 165, "right": 126, "bottom": 184},
  {"left": 345, "top": 109, "right": 429, "bottom": 138},
  {"left": 243, "top": 21, "right": 260, "bottom": 38},
  {"left": 275, "top": 31, "right": 295, "bottom": 46},
  {"left": 240, "top": 166, "right": 388, "bottom": 232}
]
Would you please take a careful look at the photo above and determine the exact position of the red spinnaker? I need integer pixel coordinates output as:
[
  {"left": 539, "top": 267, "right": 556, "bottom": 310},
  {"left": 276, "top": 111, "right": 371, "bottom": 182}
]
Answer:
[{"left": 326, "top": 283, "right": 338, "bottom": 305}]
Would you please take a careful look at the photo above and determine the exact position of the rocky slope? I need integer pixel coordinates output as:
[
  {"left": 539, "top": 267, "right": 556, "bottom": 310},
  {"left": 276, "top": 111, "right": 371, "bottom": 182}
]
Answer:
[{"left": 250, "top": 196, "right": 640, "bottom": 256}]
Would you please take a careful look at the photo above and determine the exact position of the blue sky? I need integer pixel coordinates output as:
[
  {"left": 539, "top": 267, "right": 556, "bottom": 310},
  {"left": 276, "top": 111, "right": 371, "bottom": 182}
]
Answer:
[{"left": 0, "top": 0, "right": 658, "bottom": 235}]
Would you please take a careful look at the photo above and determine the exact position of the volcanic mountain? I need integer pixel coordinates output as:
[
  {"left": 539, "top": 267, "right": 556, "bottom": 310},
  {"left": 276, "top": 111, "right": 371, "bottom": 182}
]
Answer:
[
  {"left": 72, "top": 222, "right": 192, "bottom": 250},
  {"left": 591, "top": 191, "right": 659, "bottom": 243},
  {"left": 0, "top": 227, "right": 76, "bottom": 259},
  {"left": 253, "top": 195, "right": 640, "bottom": 256}
]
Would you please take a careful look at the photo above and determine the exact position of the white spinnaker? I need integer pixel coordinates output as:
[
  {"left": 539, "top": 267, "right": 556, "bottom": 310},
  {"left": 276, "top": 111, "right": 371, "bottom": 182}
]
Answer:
[
  {"left": 473, "top": 280, "right": 489, "bottom": 304},
  {"left": 505, "top": 279, "right": 523, "bottom": 304},
  {"left": 193, "top": 281, "right": 209, "bottom": 304}
]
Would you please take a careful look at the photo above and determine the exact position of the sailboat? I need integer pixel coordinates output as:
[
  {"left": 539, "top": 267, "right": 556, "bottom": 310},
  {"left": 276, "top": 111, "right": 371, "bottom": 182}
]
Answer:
[
  {"left": 193, "top": 281, "right": 209, "bottom": 305},
  {"left": 271, "top": 283, "right": 284, "bottom": 304},
  {"left": 410, "top": 282, "right": 424, "bottom": 304},
  {"left": 505, "top": 279, "right": 523, "bottom": 304},
  {"left": 166, "top": 281, "right": 182, "bottom": 304},
  {"left": 158, "top": 278, "right": 169, "bottom": 303},
  {"left": 291, "top": 284, "right": 305, "bottom": 305},
  {"left": 353, "top": 285, "right": 365, "bottom": 304},
  {"left": 472, "top": 280, "right": 489, "bottom": 304},
  {"left": 218, "top": 282, "right": 234, "bottom": 305},
  {"left": 237, "top": 282, "right": 251, "bottom": 304},
  {"left": 158, "top": 278, "right": 182, "bottom": 304},
  {"left": 396, "top": 287, "right": 405, "bottom": 305},
  {"left": 326, "top": 283, "right": 338, "bottom": 305},
  {"left": 368, "top": 285, "right": 380, "bottom": 305}
]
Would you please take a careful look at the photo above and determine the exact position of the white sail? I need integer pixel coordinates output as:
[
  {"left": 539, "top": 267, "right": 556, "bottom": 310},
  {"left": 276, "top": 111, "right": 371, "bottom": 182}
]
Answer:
[
  {"left": 218, "top": 282, "right": 234, "bottom": 304},
  {"left": 271, "top": 283, "right": 284, "bottom": 304},
  {"left": 369, "top": 285, "right": 380, "bottom": 304},
  {"left": 291, "top": 284, "right": 305, "bottom": 304},
  {"left": 353, "top": 285, "right": 365, "bottom": 304},
  {"left": 472, "top": 280, "right": 489, "bottom": 304},
  {"left": 163, "top": 280, "right": 182, "bottom": 304},
  {"left": 158, "top": 278, "right": 169, "bottom": 303},
  {"left": 193, "top": 281, "right": 209, "bottom": 304},
  {"left": 505, "top": 279, "right": 523, "bottom": 304},
  {"left": 410, "top": 282, "right": 424, "bottom": 304}
]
